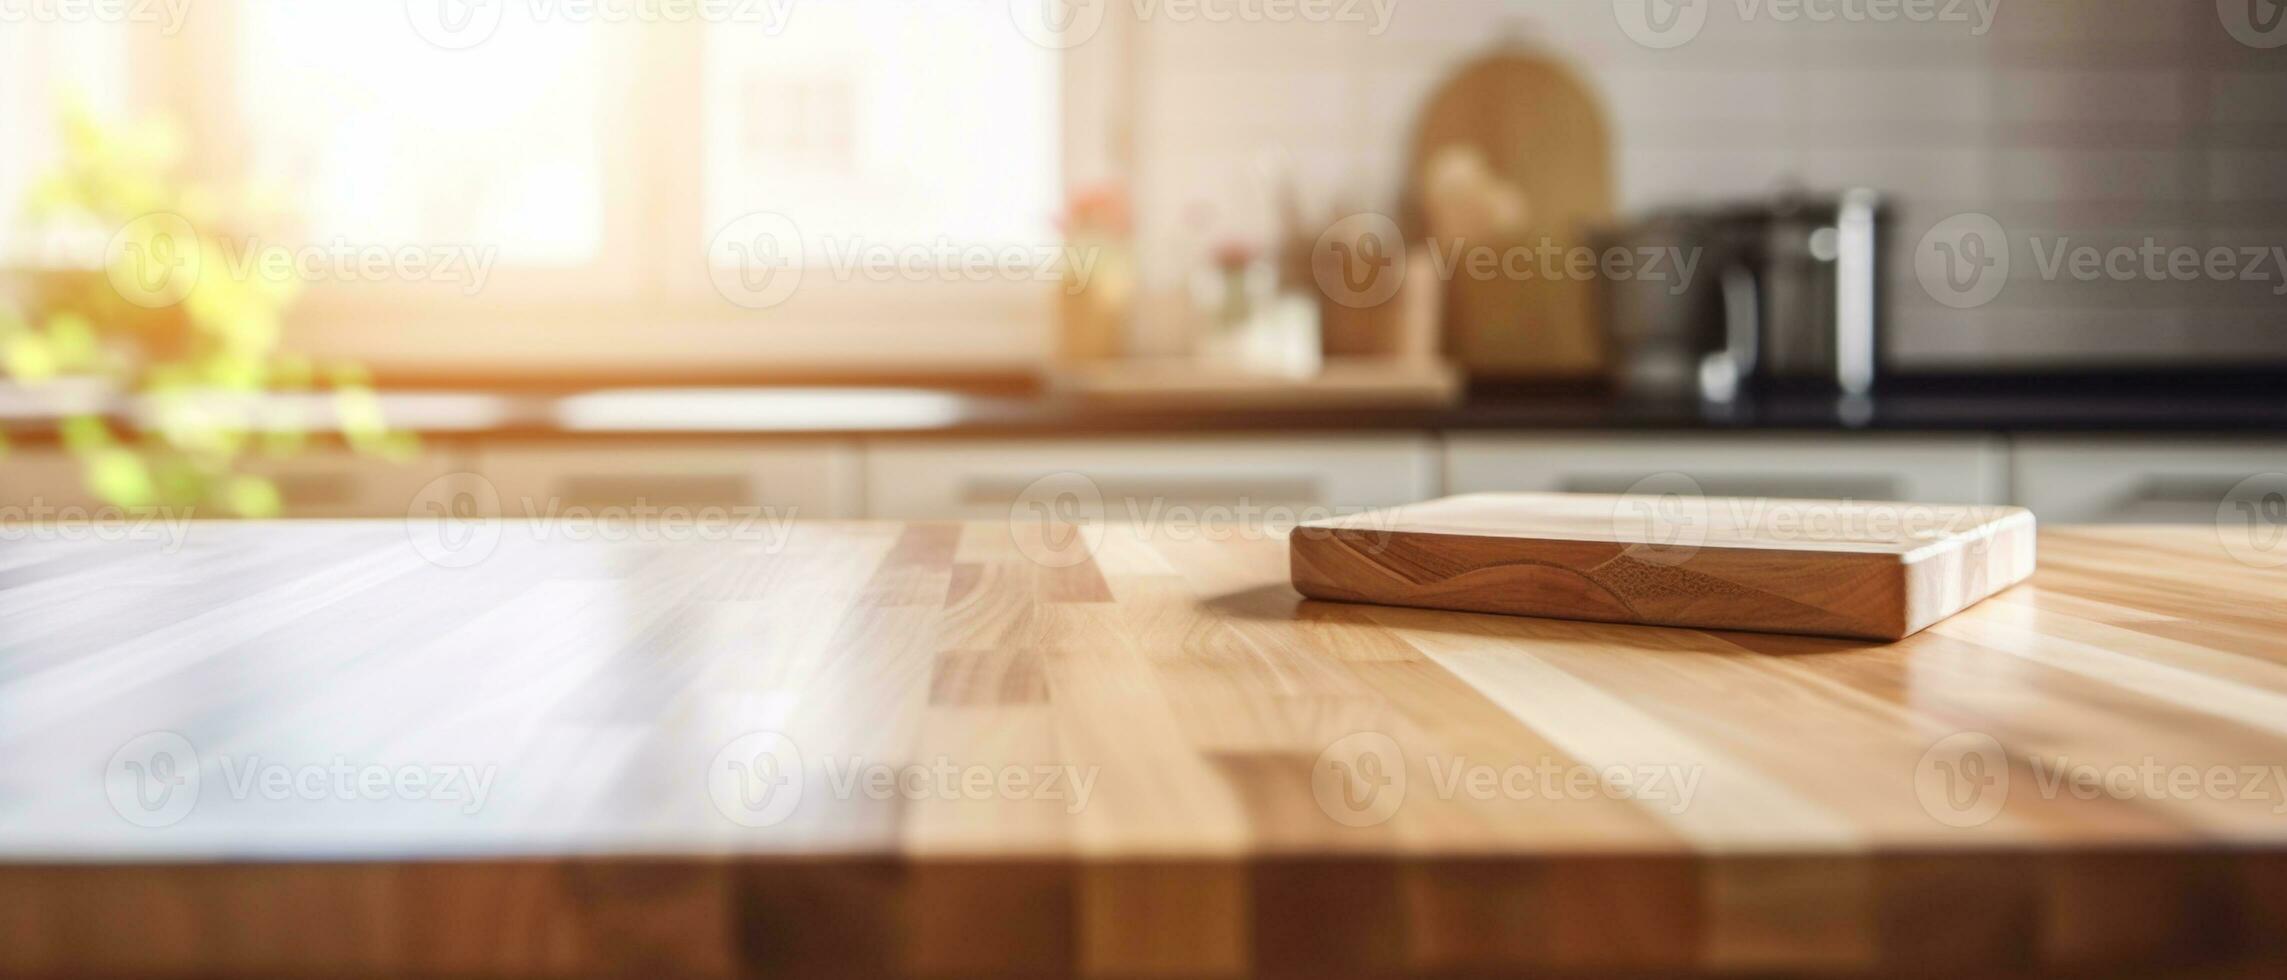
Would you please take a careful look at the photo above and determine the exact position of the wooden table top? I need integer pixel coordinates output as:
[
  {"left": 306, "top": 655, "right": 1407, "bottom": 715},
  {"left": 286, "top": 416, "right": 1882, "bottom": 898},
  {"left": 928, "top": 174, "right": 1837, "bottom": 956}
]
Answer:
[{"left": 3, "top": 519, "right": 2285, "bottom": 977}]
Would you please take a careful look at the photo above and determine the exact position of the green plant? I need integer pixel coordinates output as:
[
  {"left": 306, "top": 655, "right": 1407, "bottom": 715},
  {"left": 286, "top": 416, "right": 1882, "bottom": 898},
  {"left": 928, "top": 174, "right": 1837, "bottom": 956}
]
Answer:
[{"left": 2, "top": 106, "right": 412, "bottom": 517}]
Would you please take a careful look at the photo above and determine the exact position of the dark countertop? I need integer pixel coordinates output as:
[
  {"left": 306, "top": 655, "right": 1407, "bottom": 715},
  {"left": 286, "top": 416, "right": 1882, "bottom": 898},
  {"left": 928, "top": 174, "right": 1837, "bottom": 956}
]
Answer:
[{"left": 4, "top": 372, "right": 2284, "bottom": 442}]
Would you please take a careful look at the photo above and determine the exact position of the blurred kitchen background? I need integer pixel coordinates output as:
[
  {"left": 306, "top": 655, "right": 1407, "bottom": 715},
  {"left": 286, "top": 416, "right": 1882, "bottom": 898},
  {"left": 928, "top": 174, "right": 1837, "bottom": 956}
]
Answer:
[{"left": 1, "top": 0, "right": 2283, "bottom": 528}]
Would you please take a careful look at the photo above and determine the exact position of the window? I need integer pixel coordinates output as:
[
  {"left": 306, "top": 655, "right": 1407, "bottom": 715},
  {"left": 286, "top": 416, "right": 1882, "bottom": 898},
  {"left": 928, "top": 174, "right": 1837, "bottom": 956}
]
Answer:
[
  {"left": 4, "top": 1, "right": 1082, "bottom": 377},
  {"left": 0, "top": 18, "right": 132, "bottom": 265},
  {"left": 237, "top": 4, "right": 608, "bottom": 267},
  {"left": 703, "top": 7, "right": 1059, "bottom": 258}
]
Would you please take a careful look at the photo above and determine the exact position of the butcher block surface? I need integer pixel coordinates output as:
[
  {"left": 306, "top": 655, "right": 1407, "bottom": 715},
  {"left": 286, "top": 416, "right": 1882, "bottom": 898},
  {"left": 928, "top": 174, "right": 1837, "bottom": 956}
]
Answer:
[
  {"left": 2, "top": 520, "right": 2285, "bottom": 977},
  {"left": 1291, "top": 493, "right": 2038, "bottom": 640}
]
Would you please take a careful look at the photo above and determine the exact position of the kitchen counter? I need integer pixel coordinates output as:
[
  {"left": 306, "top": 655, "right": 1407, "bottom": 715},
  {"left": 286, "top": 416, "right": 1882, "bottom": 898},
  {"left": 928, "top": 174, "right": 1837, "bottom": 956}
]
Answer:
[
  {"left": 5, "top": 372, "right": 2287, "bottom": 441},
  {"left": 3, "top": 521, "right": 2284, "bottom": 977}
]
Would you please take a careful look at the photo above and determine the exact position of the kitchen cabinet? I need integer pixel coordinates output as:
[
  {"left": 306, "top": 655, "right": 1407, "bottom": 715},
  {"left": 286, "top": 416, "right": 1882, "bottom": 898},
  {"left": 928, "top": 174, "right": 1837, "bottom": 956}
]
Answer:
[
  {"left": 0, "top": 449, "right": 104, "bottom": 513},
  {"left": 2013, "top": 437, "right": 2287, "bottom": 524},
  {"left": 1444, "top": 434, "right": 2009, "bottom": 505},
  {"left": 864, "top": 435, "right": 1441, "bottom": 522},
  {"left": 470, "top": 441, "right": 863, "bottom": 519},
  {"left": 0, "top": 448, "right": 464, "bottom": 519},
  {"left": 246, "top": 450, "right": 470, "bottom": 519},
  {"left": 14, "top": 430, "right": 2282, "bottom": 525}
]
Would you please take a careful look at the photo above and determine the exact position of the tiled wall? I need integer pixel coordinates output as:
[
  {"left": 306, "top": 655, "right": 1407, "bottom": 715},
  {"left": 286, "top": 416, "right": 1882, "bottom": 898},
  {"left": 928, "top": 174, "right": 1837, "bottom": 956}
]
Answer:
[{"left": 1123, "top": 0, "right": 2287, "bottom": 370}]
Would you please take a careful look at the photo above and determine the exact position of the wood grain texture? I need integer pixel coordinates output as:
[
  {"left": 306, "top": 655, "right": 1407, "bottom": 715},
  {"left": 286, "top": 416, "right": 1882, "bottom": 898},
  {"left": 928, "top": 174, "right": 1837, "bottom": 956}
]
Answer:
[
  {"left": 1293, "top": 493, "right": 2037, "bottom": 640},
  {"left": 0, "top": 519, "right": 2283, "bottom": 978}
]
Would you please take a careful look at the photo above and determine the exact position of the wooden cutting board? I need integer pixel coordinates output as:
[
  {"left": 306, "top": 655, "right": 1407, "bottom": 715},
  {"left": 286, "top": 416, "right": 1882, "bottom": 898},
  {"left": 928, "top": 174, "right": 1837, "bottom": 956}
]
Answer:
[
  {"left": 1406, "top": 52, "right": 1614, "bottom": 379},
  {"left": 1291, "top": 493, "right": 2036, "bottom": 641}
]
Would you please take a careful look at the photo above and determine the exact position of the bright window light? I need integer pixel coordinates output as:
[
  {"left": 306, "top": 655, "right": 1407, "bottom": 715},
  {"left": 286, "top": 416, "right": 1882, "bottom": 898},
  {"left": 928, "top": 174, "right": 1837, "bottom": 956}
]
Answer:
[
  {"left": 704, "top": 2, "right": 1061, "bottom": 263},
  {"left": 236, "top": 4, "right": 604, "bottom": 265}
]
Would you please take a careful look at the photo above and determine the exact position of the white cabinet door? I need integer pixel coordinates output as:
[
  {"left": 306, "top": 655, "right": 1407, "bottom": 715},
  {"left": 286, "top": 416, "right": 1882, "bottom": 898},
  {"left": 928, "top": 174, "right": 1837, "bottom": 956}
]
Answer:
[
  {"left": 1, "top": 448, "right": 464, "bottom": 518},
  {"left": 1445, "top": 434, "right": 2009, "bottom": 504},
  {"left": 864, "top": 436, "right": 1441, "bottom": 521},
  {"left": 0, "top": 449, "right": 105, "bottom": 513},
  {"left": 472, "top": 441, "right": 862, "bottom": 519},
  {"left": 249, "top": 450, "right": 469, "bottom": 518},
  {"left": 2014, "top": 438, "right": 2287, "bottom": 524}
]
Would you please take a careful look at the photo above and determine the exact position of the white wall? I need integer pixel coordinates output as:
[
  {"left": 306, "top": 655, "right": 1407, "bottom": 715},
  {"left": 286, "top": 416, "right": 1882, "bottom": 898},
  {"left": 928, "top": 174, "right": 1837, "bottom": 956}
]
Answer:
[{"left": 1121, "top": 0, "right": 2287, "bottom": 369}]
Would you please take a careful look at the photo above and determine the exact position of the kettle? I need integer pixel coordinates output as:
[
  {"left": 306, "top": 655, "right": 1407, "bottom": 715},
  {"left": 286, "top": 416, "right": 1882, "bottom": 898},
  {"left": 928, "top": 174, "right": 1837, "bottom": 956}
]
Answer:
[{"left": 1601, "top": 189, "right": 1890, "bottom": 403}]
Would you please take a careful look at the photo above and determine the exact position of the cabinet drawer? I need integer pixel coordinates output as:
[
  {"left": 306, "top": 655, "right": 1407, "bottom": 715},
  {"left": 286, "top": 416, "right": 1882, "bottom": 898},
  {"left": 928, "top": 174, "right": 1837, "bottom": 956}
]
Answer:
[
  {"left": 2014, "top": 438, "right": 2287, "bottom": 524},
  {"left": 864, "top": 436, "right": 1440, "bottom": 521},
  {"left": 0, "top": 449, "right": 106, "bottom": 513},
  {"left": 1445, "top": 434, "right": 2008, "bottom": 505},
  {"left": 470, "top": 442, "right": 861, "bottom": 519},
  {"left": 1, "top": 449, "right": 456, "bottom": 518},
  {"left": 250, "top": 451, "right": 468, "bottom": 518}
]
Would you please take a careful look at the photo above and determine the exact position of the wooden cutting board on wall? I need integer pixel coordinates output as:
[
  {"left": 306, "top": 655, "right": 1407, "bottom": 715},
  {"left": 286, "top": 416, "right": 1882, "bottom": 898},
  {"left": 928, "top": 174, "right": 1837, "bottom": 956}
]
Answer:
[{"left": 1406, "top": 53, "right": 1614, "bottom": 378}]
